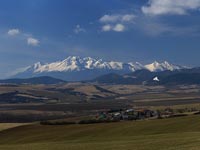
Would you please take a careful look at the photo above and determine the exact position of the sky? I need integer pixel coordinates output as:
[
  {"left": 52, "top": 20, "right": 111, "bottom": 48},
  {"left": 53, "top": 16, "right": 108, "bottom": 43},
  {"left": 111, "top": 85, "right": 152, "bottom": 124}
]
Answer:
[{"left": 0, "top": 0, "right": 200, "bottom": 77}]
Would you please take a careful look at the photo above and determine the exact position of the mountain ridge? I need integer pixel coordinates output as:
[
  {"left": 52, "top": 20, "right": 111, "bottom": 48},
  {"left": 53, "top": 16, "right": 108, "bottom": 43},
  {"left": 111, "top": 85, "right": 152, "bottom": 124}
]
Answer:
[{"left": 12, "top": 56, "right": 188, "bottom": 81}]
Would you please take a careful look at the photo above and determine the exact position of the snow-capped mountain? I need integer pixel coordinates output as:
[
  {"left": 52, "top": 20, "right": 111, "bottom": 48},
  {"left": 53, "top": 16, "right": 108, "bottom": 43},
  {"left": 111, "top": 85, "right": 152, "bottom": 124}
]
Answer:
[
  {"left": 29, "top": 56, "right": 144, "bottom": 72},
  {"left": 144, "top": 61, "right": 183, "bottom": 72},
  {"left": 12, "top": 56, "right": 187, "bottom": 81}
]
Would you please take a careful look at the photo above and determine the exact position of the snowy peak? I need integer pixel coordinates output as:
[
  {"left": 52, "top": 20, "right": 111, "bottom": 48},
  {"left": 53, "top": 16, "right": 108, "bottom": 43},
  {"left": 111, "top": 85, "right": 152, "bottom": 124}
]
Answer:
[
  {"left": 128, "top": 62, "right": 144, "bottom": 71},
  {"left": 33, "top": 62, "right": 42, "bottom": 69},
  {"left": 144, "top": 61, "right": 183, "bottom": 72}
]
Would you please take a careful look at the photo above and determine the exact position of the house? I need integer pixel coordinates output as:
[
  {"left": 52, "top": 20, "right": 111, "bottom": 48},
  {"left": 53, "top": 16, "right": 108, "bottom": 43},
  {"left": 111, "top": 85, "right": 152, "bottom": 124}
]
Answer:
[{"left": 135, "top": 109, "right": 156, "bottom": 119}]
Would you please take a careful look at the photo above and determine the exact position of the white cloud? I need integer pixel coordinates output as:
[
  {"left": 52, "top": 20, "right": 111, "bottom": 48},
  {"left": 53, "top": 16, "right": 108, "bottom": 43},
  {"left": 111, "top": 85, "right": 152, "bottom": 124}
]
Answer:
[
  {"left": 99, "top": 14, "right": 134, "bottom": 32},
  {"left": 100, "top": 15, "right": 119, "bottom": 23},
  {"left": 74, "top": 25, "right": 86, "bottom": 34},
  {"left": 102, "top": 24, "right": 112, "bottom": 31},
  {"left": 102, "top": 24, "right": 125, "bottom": 32},
  {"left": 122, "top": 14, "right": 136, "bottom": 22},
  {"left": 142, "top": 0, "right": 200, "bottom": 16},
  {"left": 113, "top": 24, "right": 125, "bottom": 32},
  {"left": 99, "top": 14, "right": 135, "bottom": 23},
  {"left": 27, "top": 37, "right": 39, "bottom": 46},
  {"left": 7, "top": 29, "right": 20, "bottom": 36}
]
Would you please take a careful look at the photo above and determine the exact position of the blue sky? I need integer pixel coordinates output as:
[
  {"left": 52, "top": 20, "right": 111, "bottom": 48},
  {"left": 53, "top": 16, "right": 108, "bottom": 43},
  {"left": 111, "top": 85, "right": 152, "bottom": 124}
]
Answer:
[{"left": 0, "top": 0, "right": 200, "bottom": 77}]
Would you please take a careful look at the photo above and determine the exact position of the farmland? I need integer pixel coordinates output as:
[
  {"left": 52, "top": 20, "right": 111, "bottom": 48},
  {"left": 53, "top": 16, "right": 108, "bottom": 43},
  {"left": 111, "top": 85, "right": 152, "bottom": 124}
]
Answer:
[
  {"left": 0, "top": 83, "right": 200, "bottom": 122},
  {"left": 0, "top": 115, "right": 200, "bottom": 150},
  {"left": 0, "top": 83, "right": 200, "bottom": 149}
]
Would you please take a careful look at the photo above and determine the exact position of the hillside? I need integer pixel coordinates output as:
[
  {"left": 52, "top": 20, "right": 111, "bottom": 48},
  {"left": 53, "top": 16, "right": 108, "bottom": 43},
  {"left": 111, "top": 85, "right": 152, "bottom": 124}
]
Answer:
[
  {"left": 0, "top": 115, "right": 200, "bottom": 150},
  {"left": 0, "top": 76, "right": 67, "bottom": 85},
  {"left": 93, "top": 68, "right": 200, "bottom": 85}
]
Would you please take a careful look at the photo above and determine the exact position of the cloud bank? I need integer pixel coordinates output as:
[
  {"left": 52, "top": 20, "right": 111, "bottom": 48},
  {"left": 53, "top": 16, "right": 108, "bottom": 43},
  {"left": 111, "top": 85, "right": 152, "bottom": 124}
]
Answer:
[{"left": 142, "top": 0, "right": 200, "bottom": 16}]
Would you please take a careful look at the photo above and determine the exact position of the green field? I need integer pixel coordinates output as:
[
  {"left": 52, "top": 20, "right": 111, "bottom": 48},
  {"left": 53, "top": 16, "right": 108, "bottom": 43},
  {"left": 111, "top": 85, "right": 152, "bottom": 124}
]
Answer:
[{"left": 0, "top": 115, "right": 200, "bottom": 150}]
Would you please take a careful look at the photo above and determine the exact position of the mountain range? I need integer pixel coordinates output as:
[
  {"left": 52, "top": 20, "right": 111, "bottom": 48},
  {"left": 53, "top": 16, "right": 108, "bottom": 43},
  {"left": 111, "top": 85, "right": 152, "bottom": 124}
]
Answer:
[{"left": 11, "top": 56, "right": 187, "bottom": 81}]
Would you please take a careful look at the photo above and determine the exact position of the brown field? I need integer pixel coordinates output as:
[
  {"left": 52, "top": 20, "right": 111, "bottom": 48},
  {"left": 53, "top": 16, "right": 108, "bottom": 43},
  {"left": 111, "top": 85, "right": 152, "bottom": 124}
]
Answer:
[{"left": 0, "top": 83, "right": 200, "bottom": 122}]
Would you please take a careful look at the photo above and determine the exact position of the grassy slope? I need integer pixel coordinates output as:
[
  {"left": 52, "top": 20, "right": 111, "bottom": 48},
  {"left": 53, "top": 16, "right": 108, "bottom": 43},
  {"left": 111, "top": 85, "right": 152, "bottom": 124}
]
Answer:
[
  {"left": 0, "top": 116, "right": 200, "bottom": 150},
  {"left": 0, "top": 123, "right": 28, "bottom": 132}
]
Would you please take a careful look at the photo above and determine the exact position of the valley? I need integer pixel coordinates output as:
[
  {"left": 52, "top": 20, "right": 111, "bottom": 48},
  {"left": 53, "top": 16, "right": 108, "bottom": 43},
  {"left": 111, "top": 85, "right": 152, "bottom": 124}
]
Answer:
[{"left": 0, "top": 81, "right": 200, "bottom": 122}]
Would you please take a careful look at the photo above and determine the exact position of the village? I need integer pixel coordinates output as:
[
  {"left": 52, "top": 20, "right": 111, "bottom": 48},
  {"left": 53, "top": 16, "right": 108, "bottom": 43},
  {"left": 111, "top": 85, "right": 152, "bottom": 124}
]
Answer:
[{"left": 95, "top": 107, "right": 200, "bottom": 122}]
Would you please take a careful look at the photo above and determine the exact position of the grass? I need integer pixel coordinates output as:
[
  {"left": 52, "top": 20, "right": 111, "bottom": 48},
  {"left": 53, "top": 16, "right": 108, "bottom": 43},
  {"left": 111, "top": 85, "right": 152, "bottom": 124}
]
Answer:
[{"left": 0, "top": 115, "right": 200, "bottom": 149}]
